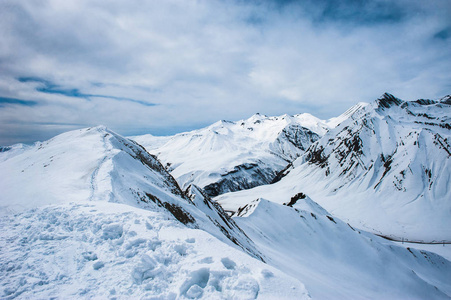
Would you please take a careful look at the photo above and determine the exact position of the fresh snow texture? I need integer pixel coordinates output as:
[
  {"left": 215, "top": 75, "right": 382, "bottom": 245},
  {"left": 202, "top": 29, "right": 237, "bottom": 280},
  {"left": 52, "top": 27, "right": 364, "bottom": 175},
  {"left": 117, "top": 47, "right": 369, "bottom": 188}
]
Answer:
[{"left": 0, "top": 202, "right": 309, "bottom": 299}]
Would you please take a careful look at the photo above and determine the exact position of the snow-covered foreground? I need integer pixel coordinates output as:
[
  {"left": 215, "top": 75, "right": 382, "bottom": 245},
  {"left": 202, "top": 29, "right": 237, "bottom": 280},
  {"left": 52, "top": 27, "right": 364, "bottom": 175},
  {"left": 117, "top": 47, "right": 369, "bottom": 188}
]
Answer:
[{"left": 0, "top": 201, "right": 308, "bottom": 299}]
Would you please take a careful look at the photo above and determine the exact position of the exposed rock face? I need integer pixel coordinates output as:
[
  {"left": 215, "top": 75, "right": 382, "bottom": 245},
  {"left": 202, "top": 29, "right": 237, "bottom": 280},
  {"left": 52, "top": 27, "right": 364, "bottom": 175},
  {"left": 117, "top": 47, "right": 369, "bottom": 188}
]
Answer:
[
  {"left": 296, "top": 93, "right": 451, "bottom": 194},
  {"left": 203, "top": 162, "right": 279, "bottom": 197}
]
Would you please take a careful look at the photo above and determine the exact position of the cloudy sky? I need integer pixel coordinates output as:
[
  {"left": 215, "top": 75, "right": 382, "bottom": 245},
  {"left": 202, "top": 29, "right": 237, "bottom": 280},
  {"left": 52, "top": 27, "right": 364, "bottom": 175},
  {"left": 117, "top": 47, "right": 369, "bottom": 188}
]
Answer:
[{"left": 0, "top": 0, "right": 450, "bottom": 145}]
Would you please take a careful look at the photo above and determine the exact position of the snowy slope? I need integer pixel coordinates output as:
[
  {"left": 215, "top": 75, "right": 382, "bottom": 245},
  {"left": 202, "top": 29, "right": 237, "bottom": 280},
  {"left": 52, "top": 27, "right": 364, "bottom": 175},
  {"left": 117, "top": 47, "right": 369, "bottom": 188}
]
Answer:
[
  {"left": 0, "top": 126, "right": 264, "bottom": 257},
  {"left": 217, "top": 93, "right": 451, "bottom": 241},
  {"left": 131, "top": 113, "right": 322, "bottom": 197},
  {"left": 0, "top": 126, "right": 187, "bottom": 214},
  {"left": 0, "top": 143, "right": 32, "bottom": 163},
  {"left": 233, "top": 198, "right": 451, "bottom": 299},
  {"left": 0, "top": 202, "right": 310, "bottom": 299},
  {"left": 0, "top": 126, "right": 310, "bottom": 299}
]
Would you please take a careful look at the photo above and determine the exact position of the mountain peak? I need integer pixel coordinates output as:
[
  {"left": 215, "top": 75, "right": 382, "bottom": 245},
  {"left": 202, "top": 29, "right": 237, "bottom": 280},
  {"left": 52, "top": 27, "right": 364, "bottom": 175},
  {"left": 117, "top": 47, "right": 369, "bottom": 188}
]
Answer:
[
  {"left": 92, "top": 124, "right": 108, "bottom": 131},
  {"left": 377, "top": 93, "right": 403, "bottom": 109},
  {"left": 248, "top": 113, "right": 267, "bottom": 121},
  {"left": 82, "top": 125, "right": 111, "bottom": 135},
  {"left": 440, "top": 95, "right": 451, "bottom": 105}
]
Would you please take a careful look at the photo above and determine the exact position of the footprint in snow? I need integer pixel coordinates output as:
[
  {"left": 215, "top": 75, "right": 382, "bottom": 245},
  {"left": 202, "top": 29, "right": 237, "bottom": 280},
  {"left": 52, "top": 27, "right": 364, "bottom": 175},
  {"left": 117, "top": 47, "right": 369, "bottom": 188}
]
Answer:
[
  {"left": 198, "top": 257, "right": 213, "bottom": 264},
  {"left": 221, "top": 257, "right": 236, "bottom": 270},
  {"left": 179, "top": 268, "right": 210, "bottom": 299}
]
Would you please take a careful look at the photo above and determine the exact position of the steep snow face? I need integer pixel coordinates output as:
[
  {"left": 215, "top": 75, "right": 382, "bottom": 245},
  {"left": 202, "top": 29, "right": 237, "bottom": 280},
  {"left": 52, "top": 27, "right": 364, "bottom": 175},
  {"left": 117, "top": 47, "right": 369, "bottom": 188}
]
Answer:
[
  {"left": 325, "top": 102, "right": 369, "bottom": 128},
  {"left": 217, "top": 94, "right": 451, "bottom": 241},
  {"left": 132, "top": 113, "right": 322, "bottom": 197},
  {"left": 234, "top": 199, "right": 451, "bottom": 299}
]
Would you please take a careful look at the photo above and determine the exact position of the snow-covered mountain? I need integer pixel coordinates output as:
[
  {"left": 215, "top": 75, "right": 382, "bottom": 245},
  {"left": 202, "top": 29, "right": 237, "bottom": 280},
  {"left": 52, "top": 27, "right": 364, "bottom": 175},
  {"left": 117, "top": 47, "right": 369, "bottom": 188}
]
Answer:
[
  {"left": 131, "top": 113, "right": 325, "bottom": 197},
  {"left": 1, "top": 121, "right": 451, "bottom": 298},
  {"left": 0, "top": 126, "right": 265, "bottom": 256},
  {"left": 217, "top": 93, "right": 451, "bottom": 241},
  {"left": 0, "top": 126, "right": 308, "bottom": 299}
]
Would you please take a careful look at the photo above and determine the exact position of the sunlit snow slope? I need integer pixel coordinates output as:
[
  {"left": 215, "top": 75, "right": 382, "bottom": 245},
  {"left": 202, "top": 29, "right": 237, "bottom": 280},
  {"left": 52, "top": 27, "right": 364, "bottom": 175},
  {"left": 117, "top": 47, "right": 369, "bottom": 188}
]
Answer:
[
  {"left": 234, "top": 198, "right": 451, "bottom": 299},
  {"left": 217, "top": 94, "right": 451, "bottom": 241}
]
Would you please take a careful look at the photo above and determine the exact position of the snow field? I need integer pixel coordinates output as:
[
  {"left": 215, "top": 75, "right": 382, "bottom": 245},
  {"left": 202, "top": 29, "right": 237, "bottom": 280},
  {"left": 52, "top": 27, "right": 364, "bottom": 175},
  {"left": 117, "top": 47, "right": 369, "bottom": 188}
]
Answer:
[{"left": 0, "top": 202, "right": 310, "bottom": 299}]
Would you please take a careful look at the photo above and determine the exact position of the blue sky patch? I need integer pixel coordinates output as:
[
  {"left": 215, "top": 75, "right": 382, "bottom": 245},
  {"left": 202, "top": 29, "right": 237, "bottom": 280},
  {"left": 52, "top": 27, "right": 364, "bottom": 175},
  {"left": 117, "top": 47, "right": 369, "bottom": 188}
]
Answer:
[
  {"left": 17, "top": 77, "right": 157, "bottom": 106},
  {"left": 0, "top": 97, "right": 38, "bottom": 107}
]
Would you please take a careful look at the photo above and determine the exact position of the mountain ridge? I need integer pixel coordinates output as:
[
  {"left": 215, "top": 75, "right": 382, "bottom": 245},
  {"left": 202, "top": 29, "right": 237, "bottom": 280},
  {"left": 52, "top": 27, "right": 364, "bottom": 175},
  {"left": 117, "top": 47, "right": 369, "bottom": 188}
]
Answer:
[{"left": 217, "top": 93, "right": 451, "bottom": 242}]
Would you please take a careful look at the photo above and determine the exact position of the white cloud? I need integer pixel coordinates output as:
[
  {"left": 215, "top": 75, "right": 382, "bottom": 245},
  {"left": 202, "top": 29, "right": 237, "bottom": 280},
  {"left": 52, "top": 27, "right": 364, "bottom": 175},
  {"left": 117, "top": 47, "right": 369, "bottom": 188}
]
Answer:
[{"left": 0, "top": 0, "right": 450, "bottom": 145}]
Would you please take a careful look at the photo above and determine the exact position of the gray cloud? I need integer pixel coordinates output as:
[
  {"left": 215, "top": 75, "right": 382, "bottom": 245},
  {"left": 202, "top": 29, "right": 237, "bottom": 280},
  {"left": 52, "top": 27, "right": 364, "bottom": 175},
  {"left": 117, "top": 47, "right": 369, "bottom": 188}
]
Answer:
[{"left": 0, "top": 0, "right": 450, "bottom": 145}]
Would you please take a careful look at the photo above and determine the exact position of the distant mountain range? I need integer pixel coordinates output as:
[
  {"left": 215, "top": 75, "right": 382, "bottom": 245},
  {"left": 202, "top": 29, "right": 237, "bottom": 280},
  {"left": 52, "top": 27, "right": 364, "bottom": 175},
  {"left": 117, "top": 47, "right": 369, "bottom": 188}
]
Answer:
[{"left": 130, "top": 111, "right": 342, "bottom": 196}]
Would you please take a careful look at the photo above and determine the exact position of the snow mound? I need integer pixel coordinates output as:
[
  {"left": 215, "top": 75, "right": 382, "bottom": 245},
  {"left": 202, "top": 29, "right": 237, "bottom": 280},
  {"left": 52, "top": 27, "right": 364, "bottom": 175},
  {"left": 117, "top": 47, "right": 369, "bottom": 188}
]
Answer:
[{"left": 0, "top": 125, "right": 183, "bottom": 214}]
